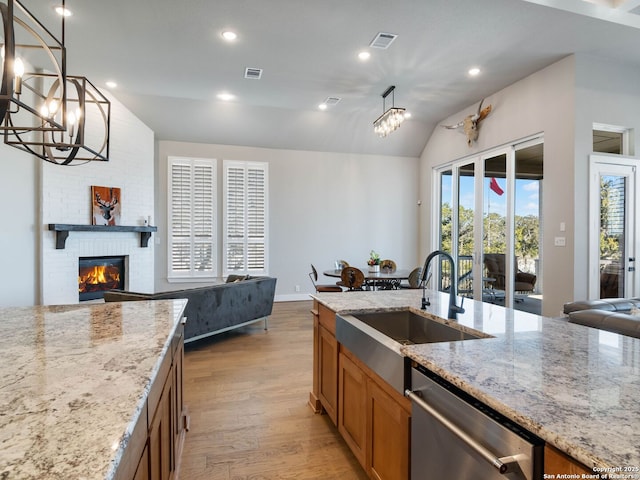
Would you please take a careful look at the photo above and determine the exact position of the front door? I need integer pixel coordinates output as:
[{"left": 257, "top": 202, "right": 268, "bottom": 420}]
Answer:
[{"left": 589, "top": 156, "right": 638, "bottom": 299}]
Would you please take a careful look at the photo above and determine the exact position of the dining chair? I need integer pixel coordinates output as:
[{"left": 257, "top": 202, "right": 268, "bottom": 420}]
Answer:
[
  {"left": 399, "top": 267, "right": 422, "bottom": 289},
  {"left": 337, "top": 266, "right": 365, "bottom": 291},
  {"left": 308, "top": 264, "right": 343, "bottom": 292},
  {"left": 380, "top": 259, "right": 397, "bottom": 273}
]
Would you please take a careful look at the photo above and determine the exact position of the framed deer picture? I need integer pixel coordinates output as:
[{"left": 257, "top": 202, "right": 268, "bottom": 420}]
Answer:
[{"left": 91, "top": 186, "right": 121, "bottom": 226}]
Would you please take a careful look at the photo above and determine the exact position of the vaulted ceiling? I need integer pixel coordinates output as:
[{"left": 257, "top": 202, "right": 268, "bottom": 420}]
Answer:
[{"left": 33, "top": 0, "right": 640, "bottom": 157}]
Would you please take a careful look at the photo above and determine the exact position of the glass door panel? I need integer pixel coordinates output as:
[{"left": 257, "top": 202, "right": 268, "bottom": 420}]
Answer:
[
  {"left": 438, "top": 169, "right": 454, "bottom": 291},
  {"left": 514, "top": 144, "right": 543, "bottom": 314},
  {"left": 483, "top": 154, "right": 507, "bottom": 304},
  {"left": 458, "top": 163, "right": 475, "bottom": 297},
  {"left": 599, "top": 174, "right": 627, "bottom": 298}
]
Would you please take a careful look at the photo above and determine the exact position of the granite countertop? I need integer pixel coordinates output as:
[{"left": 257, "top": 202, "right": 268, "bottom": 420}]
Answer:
[
  {"left": 312, "top": 289, "right": 640, "bottom": 473},
  {"left": 0, "top": 299, "right": 188, "bottom": 480}
]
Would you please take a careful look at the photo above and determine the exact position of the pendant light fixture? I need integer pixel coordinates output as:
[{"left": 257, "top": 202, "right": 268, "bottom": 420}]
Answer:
[
  {"left": 373, "top": 85, "right": 407, "bottom": 138},
  {"left": 0, "top": 0, "right": 110, "bottom": 165}
]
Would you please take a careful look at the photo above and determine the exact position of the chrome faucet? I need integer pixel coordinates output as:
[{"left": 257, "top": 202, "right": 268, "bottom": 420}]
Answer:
[{"left": 420, "top": 250, "right": 465, "bottom": 319}]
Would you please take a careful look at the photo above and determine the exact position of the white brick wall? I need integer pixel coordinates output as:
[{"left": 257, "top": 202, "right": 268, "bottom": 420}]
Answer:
[{"left": 41, "top": 94, "right": 155, "bottom": 305}]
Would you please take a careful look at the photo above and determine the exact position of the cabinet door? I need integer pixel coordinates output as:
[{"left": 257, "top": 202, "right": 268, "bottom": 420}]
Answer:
[
  {"left": 368, "top": 379, "right": 410, "bottom": 480},
  {"left": 338, "top": 352, "right": 368, "bottom": 470},
  {"left": 544, "top": 445, "right": 593, "bottom": 476},
  {"left": 149, "top": 375, "right": 173, "bottom": 480},
  {"left": 173, "top": 341, "right": 184, "bottom": 455},
  {"left": 318, "top": 324, "right": 338, "bottom": 425},
  {"left": 133, "top": 443, "right": 149, "bottom": 480}
]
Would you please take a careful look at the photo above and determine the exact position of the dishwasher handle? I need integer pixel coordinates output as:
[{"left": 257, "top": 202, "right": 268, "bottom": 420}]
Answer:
[{"left": 406, "top": 389, "right": 520, "bottom": 475}]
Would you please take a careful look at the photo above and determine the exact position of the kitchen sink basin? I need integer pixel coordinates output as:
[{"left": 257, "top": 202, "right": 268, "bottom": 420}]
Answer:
[
  {"left": 353, "top": 310, "right": 484, "bottom": 345},
  {"left": 335, "top": 309, "right": 489, "bottom": 394}
]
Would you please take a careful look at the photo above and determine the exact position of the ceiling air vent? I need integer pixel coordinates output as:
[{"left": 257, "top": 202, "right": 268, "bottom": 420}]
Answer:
[
  {"left": 244, "top": 67, "right": 263, "bottom": 79},
  {"left": 324, "top": 97, "right": 341, "bottom": 106},
  {"left": 369, "top": 32, "right": 398, "bottom": 49}
]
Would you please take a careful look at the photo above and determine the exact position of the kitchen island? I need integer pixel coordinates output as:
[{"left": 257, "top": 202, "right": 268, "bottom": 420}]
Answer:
[
  {"left": 0, "top": 299, "right": 188, "bottom": 479},
  {"left": 311, "top": 289, "right": 640, "bottom": 476}
]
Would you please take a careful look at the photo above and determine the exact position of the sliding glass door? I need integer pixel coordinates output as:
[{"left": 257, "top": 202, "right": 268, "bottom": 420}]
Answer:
[{"left": 435, "top": 139, "right": 543, "bottom": 313}]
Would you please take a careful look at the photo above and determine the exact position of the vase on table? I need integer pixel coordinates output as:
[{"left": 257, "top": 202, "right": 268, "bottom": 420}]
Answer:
[{"left": 369, "top": 264, "right": 380, "bottom": 273}]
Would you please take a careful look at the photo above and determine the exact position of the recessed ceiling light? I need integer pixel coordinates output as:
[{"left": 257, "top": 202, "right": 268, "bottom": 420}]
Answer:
[
  {"left": 217, "top": 92, "right": 235, "bottom": 101},
  {"left": 221, "top": 31, "right": 237, "bottom": 41},
  {"left": 105, "top": 81, "right": 117, "bottom": 89},
  {"left": 358, "top": 51, "right": 371, "bottom": 61},
  {"left": 318, "top": 103, "right": 328, "bottom": 110},
  {"left": 54, "top": 5, "right": 72, "bottom": 16},
  {"left": 404, "top": 111, "right": 412, "bottom": 119},
  {"left": 468, "top": 67, "right": 481, "bottom": 77}
]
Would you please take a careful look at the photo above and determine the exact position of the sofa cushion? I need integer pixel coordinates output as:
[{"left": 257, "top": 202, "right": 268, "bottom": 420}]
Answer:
[
  {"left": 226, "top": 274, "right": 249, "bottom": 283},
  {"left": 568, "top": 309, "right": 640, "bottom": 339},
  {"left": 562, "top": 297, "right": 640, "bottom": 314}
]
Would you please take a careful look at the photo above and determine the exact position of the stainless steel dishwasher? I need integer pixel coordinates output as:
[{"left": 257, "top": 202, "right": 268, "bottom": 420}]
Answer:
[{"left": 407, "top": 364, "right": 543, "bottom": 480}]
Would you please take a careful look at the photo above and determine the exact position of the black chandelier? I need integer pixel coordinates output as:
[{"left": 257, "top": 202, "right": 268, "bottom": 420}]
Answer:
[{"left": 0, "top": 0, "right": 110, "bottom": 165}]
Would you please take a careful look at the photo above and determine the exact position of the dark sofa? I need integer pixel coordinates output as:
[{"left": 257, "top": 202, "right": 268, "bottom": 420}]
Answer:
[
  {"left": 104, "top": 276, "right": 277, "bottom": 343},
  {"left": 562, "top": 297, "right": 640, "bottom": 339}
]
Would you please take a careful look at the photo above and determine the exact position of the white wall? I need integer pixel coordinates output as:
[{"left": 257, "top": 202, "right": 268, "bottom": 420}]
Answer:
[
  {"left": 155, "top": 141, "right": 420, "bottom": 300},
  {"left": 0, "top": 144, "right": 40, "bottom": 306},
  {"left": 573, "top": 54, "right": 640, "bottom": 301},
  {"left": 420, "top": 56, "right": 576, "bottom": 317}
]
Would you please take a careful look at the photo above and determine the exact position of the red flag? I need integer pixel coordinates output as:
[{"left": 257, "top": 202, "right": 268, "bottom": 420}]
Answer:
[{"left": 489, "top": 177, "right": 504, "bottom": 196}]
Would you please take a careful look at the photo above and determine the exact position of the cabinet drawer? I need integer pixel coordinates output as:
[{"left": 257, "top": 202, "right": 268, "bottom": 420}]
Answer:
[{"left": 318, "top": 303, "right": 336, "bottom": 335}]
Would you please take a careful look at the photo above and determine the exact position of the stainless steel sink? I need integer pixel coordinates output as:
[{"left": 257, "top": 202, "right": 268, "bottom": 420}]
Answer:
[
  {"left": 353, "top": 310, "right": 484, "bottom": 344},
  {"left": 335, "top": 309, "right": 489, "bottom": 394}
]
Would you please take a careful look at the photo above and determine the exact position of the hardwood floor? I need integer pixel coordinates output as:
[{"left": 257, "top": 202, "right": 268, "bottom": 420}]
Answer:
[{"left": 180, "top": 300, "right": 368, "bottom": 480}]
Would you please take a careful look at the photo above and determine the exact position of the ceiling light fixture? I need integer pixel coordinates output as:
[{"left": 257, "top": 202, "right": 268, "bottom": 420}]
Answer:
[
  {"left": 358, "top": 51, "right": 371, "bottom": 61},
  {"left": 318, "top": 103, "right": 327, "bottom": 110},
  {"left": 54, "top": 5, "right": 72, "bottom": 16},
  {"left": 105, "top": 80, "right": 117, "bottom": 89},
  {"left": 468, "top": 67, "right": 481, "bottom": 76},
  {"left": 221, "top": 30, "right": 237, "bottom": 41},
  {"left": 373, "top": 85, "right": 407, "bottom": 138},
  {"left": 0, "top": 0, "right": 111, "bottom": 165},
  {"left": 217, "top": 92, "right": 235, "bottom": 101}
]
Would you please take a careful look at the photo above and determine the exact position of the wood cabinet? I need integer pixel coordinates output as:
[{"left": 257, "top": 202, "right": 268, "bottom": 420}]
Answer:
[
  {"left": 311, "top": 302, "right": 410, "bottom": 480},
  {"left": 116, "top": 319, "right": 187, "bottom": 480},
  {"left": 368, "top": 376, "right": 410, "bottom": 480},
  {"left": 149, "top": 371, "right": 173, "bottom": 480},
  {"left": 338, "top": 351, "right": 368, "bottom": 469},
  {"left": 310, "top": 302, "right": 339, "bottom": 425},
  {"left": 544, "top": 444, "right": 593, "bottom": 476},
  {"left": 339, "top": 347, "right": 410, "bottom": 480}
]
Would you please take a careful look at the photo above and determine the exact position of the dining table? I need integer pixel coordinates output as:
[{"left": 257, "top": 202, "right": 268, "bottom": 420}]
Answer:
[{"left": 323, "top": 267, "right": 412, "bottom": 290}]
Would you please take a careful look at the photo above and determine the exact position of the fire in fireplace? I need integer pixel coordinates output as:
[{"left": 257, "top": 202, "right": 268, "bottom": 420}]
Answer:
[{"left": 79, "top": 256, "right": 126, "bottom": 301}]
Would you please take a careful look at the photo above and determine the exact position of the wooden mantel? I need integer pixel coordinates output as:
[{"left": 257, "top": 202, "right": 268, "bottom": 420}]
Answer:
[{"left": 48, "top": 224, "right": 158, "bottom": 249}]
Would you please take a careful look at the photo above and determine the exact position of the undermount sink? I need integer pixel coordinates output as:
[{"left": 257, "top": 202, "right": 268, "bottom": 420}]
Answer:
[{"left": 335, "top": 309, "right": 490, "bottom": 394}]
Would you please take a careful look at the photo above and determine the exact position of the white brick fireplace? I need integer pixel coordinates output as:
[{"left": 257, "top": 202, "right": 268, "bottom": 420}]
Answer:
[{"left": 40, "top": 96, "right": 156, "bottom": 305}]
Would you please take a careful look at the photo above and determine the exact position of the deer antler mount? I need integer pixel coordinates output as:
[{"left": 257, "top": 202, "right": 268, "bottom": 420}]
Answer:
[{"left": 442, "top": 99, "right": 492, "bottom": 147}]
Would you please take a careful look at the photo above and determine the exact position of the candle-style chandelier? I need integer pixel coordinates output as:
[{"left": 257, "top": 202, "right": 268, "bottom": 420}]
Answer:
[
  {"left": 0, "top": 0, "right": 110, "bottom": 165},
  {"left": 373, "top": 85, "right": 407, "bottom": 138}
]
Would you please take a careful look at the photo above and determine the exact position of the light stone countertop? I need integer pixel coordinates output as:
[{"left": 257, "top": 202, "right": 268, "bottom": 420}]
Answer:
[
  {"left": 312, "top": 289, "right": 640, "bottom": 473},
  {"left": 0, "top": 299, "right": 188, "bottom": 480}
]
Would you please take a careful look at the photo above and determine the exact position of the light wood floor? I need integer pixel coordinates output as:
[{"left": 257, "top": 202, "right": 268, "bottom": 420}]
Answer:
[{"left": 180, "top": 300, "right": 368, "bottom": 480}]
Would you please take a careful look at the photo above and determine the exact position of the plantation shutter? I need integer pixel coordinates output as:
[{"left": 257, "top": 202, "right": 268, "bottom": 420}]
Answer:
[
  {"left": 168, "top": 157, "right": 216, "bottom": 278},
  {"left": 223, "top": 160, "right": 268, "bottom": 275}
]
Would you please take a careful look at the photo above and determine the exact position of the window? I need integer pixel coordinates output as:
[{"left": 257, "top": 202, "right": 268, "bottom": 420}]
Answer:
[
  {"left": 167, "top": 156, "right": 217, "bottom": 280},
  {"left": 223, "top": 160, "right": 268, "bottom": 275}
]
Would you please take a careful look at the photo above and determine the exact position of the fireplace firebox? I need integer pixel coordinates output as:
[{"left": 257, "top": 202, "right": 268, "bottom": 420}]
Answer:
[{"left": 79, "top": 256, "right": 126, "bottom": 301}]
